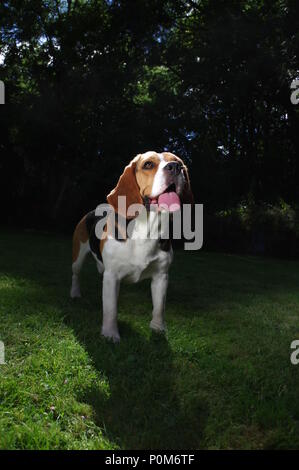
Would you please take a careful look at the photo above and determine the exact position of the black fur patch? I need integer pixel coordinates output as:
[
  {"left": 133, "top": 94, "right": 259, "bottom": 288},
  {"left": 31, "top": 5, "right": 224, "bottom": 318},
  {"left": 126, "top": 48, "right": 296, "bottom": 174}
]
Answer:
[
  {"left": 85, "top": 210, "right": 105, "bottom": 262},
  {"left": 159, "top": 238, "right": 171, "bottom": 251}
]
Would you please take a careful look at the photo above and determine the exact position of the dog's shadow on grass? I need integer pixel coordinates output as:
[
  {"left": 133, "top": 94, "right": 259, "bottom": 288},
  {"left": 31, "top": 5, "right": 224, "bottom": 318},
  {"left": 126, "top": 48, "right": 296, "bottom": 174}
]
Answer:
[{"left": 67, "top": 309, "right": 206, "bottom": 449}]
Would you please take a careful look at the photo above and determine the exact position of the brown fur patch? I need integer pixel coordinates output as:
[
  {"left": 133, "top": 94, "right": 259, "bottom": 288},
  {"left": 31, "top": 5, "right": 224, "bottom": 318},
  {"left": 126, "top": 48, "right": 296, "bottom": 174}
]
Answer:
[
  {"left": 72, "top": 215, "right": 89, "bottom": 262},
  {"left": 135, "top": 152, "right": 160, "bottom": 197},
  {"left": 161, "top": 152, "right": 180, "bottom": 162},
  {"left": 107, "top": 157, "right": 143, "bottom": 218}
]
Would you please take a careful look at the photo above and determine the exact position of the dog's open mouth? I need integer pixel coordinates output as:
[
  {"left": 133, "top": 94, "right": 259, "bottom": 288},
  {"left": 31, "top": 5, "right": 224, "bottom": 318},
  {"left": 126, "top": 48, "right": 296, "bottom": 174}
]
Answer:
[{"left": 149, "top": 184, "right": 181, "bottom": 212}]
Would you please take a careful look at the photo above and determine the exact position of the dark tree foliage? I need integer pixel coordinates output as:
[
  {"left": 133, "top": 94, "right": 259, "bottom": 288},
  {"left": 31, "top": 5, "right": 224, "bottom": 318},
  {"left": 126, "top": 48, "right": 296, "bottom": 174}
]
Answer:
[{"left": 0, "top": 0, "right": 299, "bottom": 230}]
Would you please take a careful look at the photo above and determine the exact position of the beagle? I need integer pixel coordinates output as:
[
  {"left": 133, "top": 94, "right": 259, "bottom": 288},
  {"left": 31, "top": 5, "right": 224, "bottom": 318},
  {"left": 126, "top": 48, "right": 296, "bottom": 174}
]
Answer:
[{"left": 70, "top": 151, "right": 193, "bottom": 342}]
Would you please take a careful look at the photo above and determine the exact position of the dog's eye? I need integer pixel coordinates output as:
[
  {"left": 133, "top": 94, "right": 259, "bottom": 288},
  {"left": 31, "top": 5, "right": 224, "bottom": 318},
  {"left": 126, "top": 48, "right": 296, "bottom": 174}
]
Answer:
[{"left": 143, "top": 161, "right": 154, "bottom": 170}]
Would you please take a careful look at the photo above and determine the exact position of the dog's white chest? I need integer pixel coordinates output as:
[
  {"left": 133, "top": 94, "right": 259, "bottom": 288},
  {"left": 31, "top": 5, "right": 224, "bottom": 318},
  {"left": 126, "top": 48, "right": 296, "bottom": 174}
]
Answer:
[
  {"left": 102, "top": 237, "right": 172, "bottom": 283},
  {"left": 101, "top": 210, "right": 172, "bottom": 282}
]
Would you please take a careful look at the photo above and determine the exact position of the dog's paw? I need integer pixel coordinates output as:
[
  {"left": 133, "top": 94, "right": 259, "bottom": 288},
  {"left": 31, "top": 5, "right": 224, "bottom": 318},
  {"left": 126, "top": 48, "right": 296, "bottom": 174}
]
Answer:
[
  {"left": 101, "top": 328, "right": 121, "bottom": 343},
  {"left": 150, "top": 319, "right": 167, "bottom": 333}
]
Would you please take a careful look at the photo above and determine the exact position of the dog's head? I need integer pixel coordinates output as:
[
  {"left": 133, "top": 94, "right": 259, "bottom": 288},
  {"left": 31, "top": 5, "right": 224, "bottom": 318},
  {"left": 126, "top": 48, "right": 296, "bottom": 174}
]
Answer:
[{"left": 107, "top": 151, "right": 193, "bottom": 218}]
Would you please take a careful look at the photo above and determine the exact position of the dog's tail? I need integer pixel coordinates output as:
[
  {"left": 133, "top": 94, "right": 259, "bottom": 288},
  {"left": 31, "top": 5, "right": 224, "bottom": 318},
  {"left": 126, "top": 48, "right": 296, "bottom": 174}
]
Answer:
[{"left": 70, "top": 215, "right": 90, "bottom": 298}]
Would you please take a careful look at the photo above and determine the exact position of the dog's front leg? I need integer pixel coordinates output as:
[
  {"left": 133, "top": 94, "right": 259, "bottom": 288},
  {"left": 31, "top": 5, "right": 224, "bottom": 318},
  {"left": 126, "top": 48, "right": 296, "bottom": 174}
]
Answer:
[
  {"left": 150, "top": 272, "right": 168, "bottom": 332},
  {"left": 101, "top": 271, "right": 120, "bottom": 342}
]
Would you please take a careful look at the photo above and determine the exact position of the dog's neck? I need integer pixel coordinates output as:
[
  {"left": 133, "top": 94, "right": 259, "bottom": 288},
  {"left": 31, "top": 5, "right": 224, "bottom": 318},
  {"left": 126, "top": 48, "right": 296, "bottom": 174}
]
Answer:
[{"left": 130, "top": 208, "right": 171, "bottom": 242}]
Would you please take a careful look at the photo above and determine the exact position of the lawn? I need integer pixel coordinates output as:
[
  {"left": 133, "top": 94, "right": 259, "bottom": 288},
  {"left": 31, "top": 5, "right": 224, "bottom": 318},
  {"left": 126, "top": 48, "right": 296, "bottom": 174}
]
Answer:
[{"left": 0, "top": 230, "right": 299, "bottom": 449}]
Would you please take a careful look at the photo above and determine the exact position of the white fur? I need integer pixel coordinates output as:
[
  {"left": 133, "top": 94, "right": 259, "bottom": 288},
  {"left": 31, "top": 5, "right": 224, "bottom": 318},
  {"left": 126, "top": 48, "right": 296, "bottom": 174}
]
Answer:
[
  {"left": 101, "top": 210, "right": 173, "bottom": 341},
  {"left": 150, "top": 154, "right": 185, "bottom": 199},
  {"left": 150, "top": 156, "right": 169, "bottom": 198},
  {"left": 150, "top": 272, "right": 168, "bottom": 332},
  {"left": 102, "top": 271, "right": 120, "bottom": 342},
  {"left": 70, "top": 210, "right": 173, "bottom": 342}
]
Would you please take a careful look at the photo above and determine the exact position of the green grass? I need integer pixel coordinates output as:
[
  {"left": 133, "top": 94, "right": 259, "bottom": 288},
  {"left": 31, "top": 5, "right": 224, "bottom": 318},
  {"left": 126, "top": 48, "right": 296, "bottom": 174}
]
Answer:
[{"left": 1, "top": 230, "right": 299, "bottom": 449}]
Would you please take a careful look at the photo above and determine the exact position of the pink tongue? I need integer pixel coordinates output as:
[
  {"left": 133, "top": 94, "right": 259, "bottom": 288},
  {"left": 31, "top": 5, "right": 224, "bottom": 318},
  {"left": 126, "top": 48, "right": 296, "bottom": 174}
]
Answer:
[{"left": 158, "top": 191, "right": 181, "bottom": 212}]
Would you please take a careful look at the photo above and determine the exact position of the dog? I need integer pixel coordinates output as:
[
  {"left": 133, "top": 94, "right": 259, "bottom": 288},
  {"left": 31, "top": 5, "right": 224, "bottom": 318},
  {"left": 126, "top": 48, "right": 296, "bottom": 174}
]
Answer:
[{"left": 70, "top": 151, "right": 193, "bottom": 341}]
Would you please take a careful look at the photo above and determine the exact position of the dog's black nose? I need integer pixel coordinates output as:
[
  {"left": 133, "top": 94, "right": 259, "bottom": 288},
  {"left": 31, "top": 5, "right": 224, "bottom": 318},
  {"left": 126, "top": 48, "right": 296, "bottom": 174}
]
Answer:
[{"left": 164, "top": 161, "right": 182, "bottom": 176}]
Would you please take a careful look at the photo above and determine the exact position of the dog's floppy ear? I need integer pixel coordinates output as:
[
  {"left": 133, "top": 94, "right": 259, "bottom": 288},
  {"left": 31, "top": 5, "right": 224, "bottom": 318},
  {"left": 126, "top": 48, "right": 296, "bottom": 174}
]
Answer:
[
  {"left": 181, "top": 163, "right": 194, "bottom": 205},
  {"left": 107, "top": 156, "right": 143, "bottom": 219}
]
